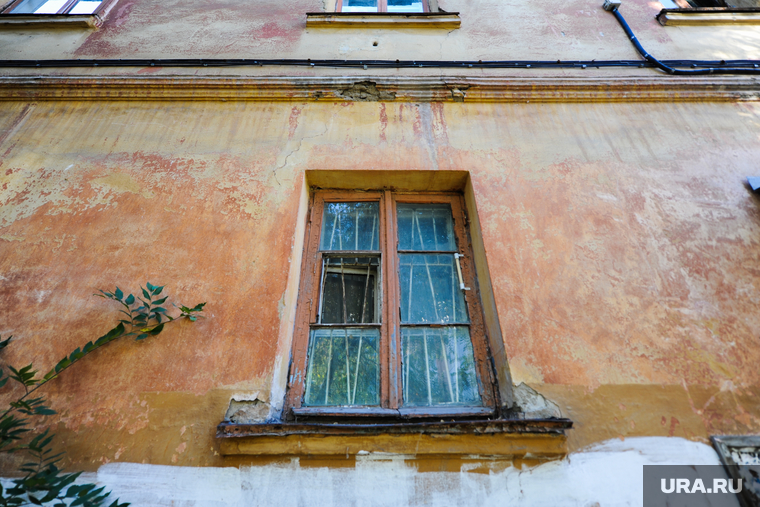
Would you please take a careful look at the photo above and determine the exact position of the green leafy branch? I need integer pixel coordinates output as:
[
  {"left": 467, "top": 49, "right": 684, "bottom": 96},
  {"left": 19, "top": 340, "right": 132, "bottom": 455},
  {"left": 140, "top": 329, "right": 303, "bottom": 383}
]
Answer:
[
  {"left": 1, "top": 283, "right": 205, "bottom": 420},
  {"left": 0, "top": 283, "right": 205, "bottom": 506}
]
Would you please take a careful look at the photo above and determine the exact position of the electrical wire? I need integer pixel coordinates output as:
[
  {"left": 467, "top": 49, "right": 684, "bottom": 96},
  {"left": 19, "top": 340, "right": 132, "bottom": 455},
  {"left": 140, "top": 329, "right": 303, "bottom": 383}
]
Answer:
[
  {"left": 0, "top": 7, "right": 758, "bottom": 74},
  {"left": 610, "top": 6, "right": 760, "bottom": 75},
  {"left": 0, "top": 57, "right": 757, "bottom": 70}
]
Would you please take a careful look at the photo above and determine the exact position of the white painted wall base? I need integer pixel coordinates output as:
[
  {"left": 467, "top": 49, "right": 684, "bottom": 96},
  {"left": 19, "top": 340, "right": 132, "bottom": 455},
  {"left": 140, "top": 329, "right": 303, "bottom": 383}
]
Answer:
[{"left": 84, "top": 437, "right": 735, "bottom": 507}]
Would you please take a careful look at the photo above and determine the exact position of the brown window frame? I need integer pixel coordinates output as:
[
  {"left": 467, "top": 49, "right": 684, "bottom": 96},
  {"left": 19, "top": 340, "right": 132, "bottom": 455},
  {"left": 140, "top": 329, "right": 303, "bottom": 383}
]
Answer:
[
  {"left": 0, "top": 0, "right": 114, "bottom": 15},
  {"left": 335, "top": 0, "right": 429, "bottom": 13},
  {"left": 284, "top": 189, "right": 498, "bottom": 420}
]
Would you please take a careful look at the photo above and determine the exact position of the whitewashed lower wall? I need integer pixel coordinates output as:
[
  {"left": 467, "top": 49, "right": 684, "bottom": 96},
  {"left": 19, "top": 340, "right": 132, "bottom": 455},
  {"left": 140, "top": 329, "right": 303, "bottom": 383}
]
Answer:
[{"left": 90, "top": 437, "right": 734, "bottom": 507}]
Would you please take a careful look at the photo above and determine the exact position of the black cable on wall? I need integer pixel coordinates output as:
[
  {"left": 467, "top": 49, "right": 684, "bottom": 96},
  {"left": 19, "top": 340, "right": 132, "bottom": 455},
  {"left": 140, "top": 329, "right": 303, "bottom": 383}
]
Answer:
[{"left": 0, "top": 5, "right": 758, "bottom": 75}]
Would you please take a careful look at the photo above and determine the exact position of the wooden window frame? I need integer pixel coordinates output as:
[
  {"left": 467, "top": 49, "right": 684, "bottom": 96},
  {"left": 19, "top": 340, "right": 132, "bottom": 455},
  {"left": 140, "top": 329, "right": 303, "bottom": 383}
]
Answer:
[
  {"left": 0, "top": 0, "right": 113, "bottom": 15},
  {"left": 284, "top": 189, "right": 498, "bottom": 420},
  {"left": 335, "top": 0, "right": 429, "bottom": 13}
]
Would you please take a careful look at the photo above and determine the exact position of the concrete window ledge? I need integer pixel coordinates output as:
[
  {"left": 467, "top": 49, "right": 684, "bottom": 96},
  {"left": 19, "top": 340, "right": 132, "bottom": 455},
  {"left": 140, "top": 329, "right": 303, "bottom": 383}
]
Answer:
[
  {"left": 656, "top": 7, "right": 760, "bottom": 25},
  {"left": 305, "top": 12, "right": 460, "bottom": 29},
  {"left": 217, "top": 418, "right": 572, "bottom": 458},
  {"left": 0, "top": 14, "right": 100, "bottom": 28}
]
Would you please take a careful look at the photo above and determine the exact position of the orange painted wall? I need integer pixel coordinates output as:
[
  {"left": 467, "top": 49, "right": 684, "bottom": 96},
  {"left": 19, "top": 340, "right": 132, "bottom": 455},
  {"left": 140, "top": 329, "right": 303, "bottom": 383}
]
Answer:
[{"left": 1, "top": 99, "right": 760, "bottom": 469}]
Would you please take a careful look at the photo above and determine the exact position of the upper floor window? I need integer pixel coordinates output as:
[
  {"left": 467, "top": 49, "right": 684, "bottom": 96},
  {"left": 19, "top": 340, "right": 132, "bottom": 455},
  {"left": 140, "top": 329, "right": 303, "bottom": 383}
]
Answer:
[
  {"left": 284, "top": 190, "right": 498, "bottom": 419},
  {"left": 659, "top": 0, "right": 758, "bottom": 7},
  {"left": 1, "top": 0, "right": 103, "bottom": 14},
  {"left": 337, "top": 0, "right": 428, "bottom": 13}
]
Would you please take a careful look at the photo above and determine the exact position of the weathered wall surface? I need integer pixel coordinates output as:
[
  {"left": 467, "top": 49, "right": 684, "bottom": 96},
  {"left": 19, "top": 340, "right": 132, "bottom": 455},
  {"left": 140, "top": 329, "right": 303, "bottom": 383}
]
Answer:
[
  {"left": 1, "top": 99, "right": 760, "bottom": 470},
  {"left": 0, "top": 0, "right": 758, "bottom": 69},
  {"left": 69, "top": 438, "right": 741, "bottom": 506}
]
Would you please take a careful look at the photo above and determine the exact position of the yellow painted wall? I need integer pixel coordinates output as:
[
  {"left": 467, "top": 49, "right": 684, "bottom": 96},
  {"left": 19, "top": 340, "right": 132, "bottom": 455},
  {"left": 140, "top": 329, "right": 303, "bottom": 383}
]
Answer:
[
  {"left": 0, "top": 0, "right": 758, "bottom": 71},
  {"left": 1, "top": 99, "right": 760, "bottom": 469}
]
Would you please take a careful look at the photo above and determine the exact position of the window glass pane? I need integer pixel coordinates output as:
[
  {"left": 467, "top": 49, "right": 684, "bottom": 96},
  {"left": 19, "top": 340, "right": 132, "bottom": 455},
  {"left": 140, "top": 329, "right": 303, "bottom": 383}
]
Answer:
[
  {"left": 320, "top": 202, "right": 379, "bottom": 251},
  {"left": 387, "top": 0, "right": 424, "bottom": 12},
  {"left": 11, "top": 0, "right": 62, "bottom": 13},
  {"left": 304, "top": 328, "right": 380, "bottom": 406},
  {"left": 341, "top": 0, "right": 378, "bottom": 11},
  {"left": 69, "top": 0, "right": 102, "bottom": 14},
  {"left": 399, "top": 254, "right": 468, "bottom": 324},
  {"left": 321, "top": 257, "right": 379, "bottom": 324},
  {"left": 397, "top": 204, "right": 456, "bottom": 251},
  {"left": 402, "top": 326, "right": 480, "bottom": 406}
]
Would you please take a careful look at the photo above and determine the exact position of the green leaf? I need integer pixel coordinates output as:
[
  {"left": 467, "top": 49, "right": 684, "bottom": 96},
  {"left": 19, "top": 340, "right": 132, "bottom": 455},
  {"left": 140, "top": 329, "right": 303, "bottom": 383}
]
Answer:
[
  {"left": 70, "top": 348, "right": 83, "bottom": 361},
  {"left": 152, "top": 285, "right": 164, "bottom": 296},
  {"left": 65, "top": 485, "right": 84, "bottom": 498},
  {"left": 190, "top": 302, "right": 206, "bottom": 312},
  {"left": 141, "top": 287, "right": 151, "bottom": 300},
  {"left": 52, "top": 359, "right": 68, "bottom": 375},
  {"left": 0, "top": 377, "right": 7, "bottom": 388},
  {"left": 114, "top": 287, "right": 124, "bottom": 301},
  {"left": 94, "top": 322, "right": 125, "bottom": 347},
  {"left": 153, "top": 296, "right": 168, "bottom": 305},
  {"left": 189, "top": 316, "right": 197, "bottom": 322},
  {"left": 152, "top": 307, "right": 167, "bottom": 314},
  {"left": 146, "top": 282, "right": 155, "bottom": 292},
  {"left": 125, "top": 294, "right": 135, "bottom": 305},
  {"left": 82, "top": 341, "right": 95, "bottom": 354},
  {"left": 0, "top": 335, "right": 12, "bottom": 349},
  {"left": 9, "top": 364, "right": 38, "bottom": 387},
  {"left": 148, "top": 323, "right": 164, "bottom": 336},
  {"left": 135, "top": 334, "right": 148, "bottom": 340}
]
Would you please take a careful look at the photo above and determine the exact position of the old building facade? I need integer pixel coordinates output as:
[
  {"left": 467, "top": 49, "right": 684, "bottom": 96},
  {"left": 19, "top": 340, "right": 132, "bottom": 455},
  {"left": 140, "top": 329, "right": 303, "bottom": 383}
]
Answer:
[{"left": 1, "top": 0, "right": 759, "bottom": 504}]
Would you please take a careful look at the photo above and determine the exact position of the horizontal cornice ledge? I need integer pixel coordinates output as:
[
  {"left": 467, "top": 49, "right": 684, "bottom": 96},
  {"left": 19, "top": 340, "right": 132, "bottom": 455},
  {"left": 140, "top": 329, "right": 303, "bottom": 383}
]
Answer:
[
  {"left": 0, "top": 14, "right": 100, "bottom": 28},
  {"left": 305, "top": 12, "right": 461, "bottom": 28},
  {"left": 216, "top": 419, "right": 572, "bottom": 457},
  {"left": 1, "top": 75, "right": 759, "bottom": 102}
]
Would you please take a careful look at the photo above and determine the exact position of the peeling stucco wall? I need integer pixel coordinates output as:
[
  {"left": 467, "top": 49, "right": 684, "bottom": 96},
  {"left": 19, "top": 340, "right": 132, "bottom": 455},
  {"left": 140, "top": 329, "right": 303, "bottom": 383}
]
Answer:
[
  {"left": 1, "top": 99, "right": 760, "bottom": 470},
  {"left": 77, "top": 437, "right": 734, "bottom": 506},
  {"left": 0, "top": 0, "right": 758, "bottom": 65}
]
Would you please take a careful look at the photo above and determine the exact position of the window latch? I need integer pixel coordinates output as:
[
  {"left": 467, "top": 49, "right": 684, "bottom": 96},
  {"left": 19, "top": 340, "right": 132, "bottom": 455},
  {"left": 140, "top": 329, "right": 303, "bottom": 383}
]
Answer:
[{"left": 454, "top": 253, "right": 471, "bottom": 291}]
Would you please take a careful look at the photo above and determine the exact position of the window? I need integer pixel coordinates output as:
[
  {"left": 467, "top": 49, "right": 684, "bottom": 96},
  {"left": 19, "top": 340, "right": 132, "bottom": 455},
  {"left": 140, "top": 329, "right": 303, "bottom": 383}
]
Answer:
[
  {"left": 337, "top": 0, "right": 428, "bottom": 13},
  {"left": 1, "top": 0, "right": 105, "bottom": 14},
  {"left": 284, "top": 190, "right": 498, "bottom": 419},
  {"left": 659, "top": 0, "right": 759, "bottom": 7}
]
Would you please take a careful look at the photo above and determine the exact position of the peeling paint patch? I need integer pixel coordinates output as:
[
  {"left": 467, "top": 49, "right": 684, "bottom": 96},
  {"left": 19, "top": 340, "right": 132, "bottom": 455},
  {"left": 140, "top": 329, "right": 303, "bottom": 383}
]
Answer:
[
  {"left": 89, "top": 437, "right": 726, "bottom": 507},
  {"left": 340, "top": 82, "right": 396, "bottom": 102},
  {"left": 91, "top": 172, "right": 155, "bottom": 199},
  {"left": 512, "top": 383, "right": 563, "bottom": 419}
]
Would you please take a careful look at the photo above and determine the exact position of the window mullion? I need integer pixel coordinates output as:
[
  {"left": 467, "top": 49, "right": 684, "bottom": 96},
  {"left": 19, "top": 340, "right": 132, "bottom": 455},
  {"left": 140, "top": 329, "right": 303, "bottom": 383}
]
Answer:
[
  {"left": 1, "top": 0, "right": 25, "bottom": 14},
  {"left": 58, "top": 0, "right": 79, "bottom": 14},
  {"left": 382, "top": 190, "right": 401, "bottom": 409},
  {"left": 379, "top": 0, "right": 387, "bottom": 12}
]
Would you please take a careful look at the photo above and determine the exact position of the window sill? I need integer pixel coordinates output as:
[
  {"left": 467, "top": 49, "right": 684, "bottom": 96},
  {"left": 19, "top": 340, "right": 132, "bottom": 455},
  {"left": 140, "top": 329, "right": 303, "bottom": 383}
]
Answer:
[
  {"left": 656, "top": 7, "right": 760, "bottom": 25},
  {"left": 216, "top": 418, "right": 572, "bottom": 457},
  {"left": 305, "top": 12, "right": 461, "bottom": 29},
  {"left": 291, "top": 406, "right": 496, "bottom": 418},
  {"left": 0, "top": 14, "right": 100, "bottom": 28}
]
